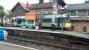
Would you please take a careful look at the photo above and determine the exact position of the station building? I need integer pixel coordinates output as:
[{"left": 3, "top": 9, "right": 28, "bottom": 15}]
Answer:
[
  {"left": 11, "top": 0, "right": 89, "bottom": 33},
  {"left": 11, "top": 0, "right": 65, "bottom": 18},
  {"left": 66, "top": 0, "right": 89, "bottom": 33}
]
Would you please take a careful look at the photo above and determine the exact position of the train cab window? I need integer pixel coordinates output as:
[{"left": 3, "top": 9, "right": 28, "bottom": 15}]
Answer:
[
  {"left": 57, "top": 17, "right": 66, "bottom": 23},
  {"left": 28, "top": 20, "right": 34, "bottom": 24},
  {"left": 17, "top": 19, "right": 21, "bottom": 24},
  {"left": 42, "top": 18, "right": 52, "bottom": 22}
]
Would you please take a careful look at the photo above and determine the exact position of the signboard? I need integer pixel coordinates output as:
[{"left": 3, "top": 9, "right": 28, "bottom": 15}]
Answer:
[{"left": 25, "top": 12, "right": 37, "bottom": 20}]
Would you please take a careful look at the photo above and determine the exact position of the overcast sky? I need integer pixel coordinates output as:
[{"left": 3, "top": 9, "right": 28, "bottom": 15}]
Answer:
[{"left": 0, "top": 0, "right": 85, "bottom": 10}]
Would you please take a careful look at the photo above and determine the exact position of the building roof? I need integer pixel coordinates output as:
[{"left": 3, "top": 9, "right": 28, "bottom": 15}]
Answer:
[
  {"left": 11, "top": 0, "right": 67, "bottom": 11},
  {"left": 66, "top": 3, "right": 89, "bottom": 11},
  {"left": 30, "top": 2, "right": 52, "bottom": 9},
  {"left": 11, "top": 2, "right": 31, "bottom": 11},
  {"left": 11, "top": 2, "right": 52, "bottom": 11},
  {"left": 20, "top": 2, "right": 31, "bottom": 9}
]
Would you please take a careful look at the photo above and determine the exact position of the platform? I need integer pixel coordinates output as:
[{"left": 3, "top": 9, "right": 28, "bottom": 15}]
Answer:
[
  {"left": 0, "top": 41, "right": 39, "bottom": 50},
  {"left": 2, "top": 27, "right": 89, "bottom": 40}
]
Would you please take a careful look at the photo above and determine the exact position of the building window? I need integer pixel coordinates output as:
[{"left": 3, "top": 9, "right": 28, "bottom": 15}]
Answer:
[
  {"left": 69, "top": 11, "right": 76, "bottom": 16},
  {"left": 78, "top": 10, "right": 87, "bottom": 16},
  {"left": 87, "top": 11, "right": 89, "bottom": 16},
  {"left": 44, "top": 11, "right": 49, "bottom": 14},
  {"left": 83, "top": 26, "right": 87, "bottom": 32},
  {"left": 37, "top": 11, "right": 41, "bottom": 14}
]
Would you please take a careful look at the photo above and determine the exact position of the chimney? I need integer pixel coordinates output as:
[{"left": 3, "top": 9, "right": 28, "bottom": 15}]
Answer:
[
  {"left": 85, "top": 0, "right": 89, "bottom": 3},
  {"left": 26, "top": 2, "right": 30, "bottom": 12},
  {"left": 26, "top": 2, "right": 29, "bottom": 9},
  {"left": 39, "top": 0, "right": 44, "bottom": 4}
]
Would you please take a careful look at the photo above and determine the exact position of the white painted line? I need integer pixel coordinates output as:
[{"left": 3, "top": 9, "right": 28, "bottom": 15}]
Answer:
[{"left": 0, "top": 42, "right": 39, "bottom": 50}]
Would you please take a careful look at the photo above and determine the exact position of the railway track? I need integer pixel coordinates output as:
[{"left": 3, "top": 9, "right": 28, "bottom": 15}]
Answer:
[{"left": 4, "top": 36, "right": 89, "bottom": 50}]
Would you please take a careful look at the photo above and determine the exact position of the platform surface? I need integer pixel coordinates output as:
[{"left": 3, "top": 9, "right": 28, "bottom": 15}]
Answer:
[{"left": 0, "top": 41, "right": 39, "bottom": 50}]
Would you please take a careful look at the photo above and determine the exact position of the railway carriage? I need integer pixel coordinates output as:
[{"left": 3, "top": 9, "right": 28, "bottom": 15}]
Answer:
[{"left": 40, "top": 15, "right": 72, "bottom": 30}]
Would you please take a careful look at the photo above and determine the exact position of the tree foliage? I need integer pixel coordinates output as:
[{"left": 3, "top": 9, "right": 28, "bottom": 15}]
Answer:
[
  {"left": 0, "top": 5, "right": 4, "bottom": 10},
  {"left": 0, "top": 5, "right": 6, "bottom": 18},
  {"left": 6, "top": 11, "right": 13, "bottom": 18}
]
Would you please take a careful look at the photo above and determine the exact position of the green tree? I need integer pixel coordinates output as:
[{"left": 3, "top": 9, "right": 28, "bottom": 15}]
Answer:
[
  {"left": 6, "top": 11, "right": 13, "bottom": 18},
  {"left": 0, "top": 5, "right": 4, "bottom": 10},
  {"left": 0, "top": 5, "right": 6, "bottom": 18}
]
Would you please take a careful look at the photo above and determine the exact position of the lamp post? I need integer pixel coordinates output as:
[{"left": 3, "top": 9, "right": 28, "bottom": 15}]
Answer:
[
  {"left": 60, "top": 8, "right": 63, "bottom": 31},
  {"left": 25, "top": 2, "right": 30, "bottom": 28},
  {"left": 3, "top": 16, "right": 7, "bottom": 27},
  {"left": 25, "top": 9, "right": 29, "bottom": 28}
]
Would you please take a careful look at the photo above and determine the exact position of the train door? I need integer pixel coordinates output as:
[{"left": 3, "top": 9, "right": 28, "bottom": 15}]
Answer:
[
  {"left": 57, "top": 18, "right": 61, "bottom": 27},
  {"left": 16, "top": 19, "right": 21, "bottom": 26},
  {"left": 57, "top": 17, "right": 66, "bottom": 28},
  {"left": 57, "top": 18, "right": 64, "bottom": 28}
]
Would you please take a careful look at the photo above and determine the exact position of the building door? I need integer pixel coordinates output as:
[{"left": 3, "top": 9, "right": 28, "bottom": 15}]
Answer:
[{"left": 83, "top": 26, "right": 87, "bottom": 32}]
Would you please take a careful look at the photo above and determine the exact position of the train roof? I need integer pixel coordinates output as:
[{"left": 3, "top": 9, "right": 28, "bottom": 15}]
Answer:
[
  {"left": 41, "top": 14, "right": 67, "bottom": 18},
  {"left": 12, "top": 16, "right": 25, "bottom": 19}
]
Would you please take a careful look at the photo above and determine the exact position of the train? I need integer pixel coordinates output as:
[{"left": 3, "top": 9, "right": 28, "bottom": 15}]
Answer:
[
  {"left": 11, "top": 12, "right": 37, "bottom": 29},
  {"left": 40, "top": 14, "right": 72, "bottom": 30},
  {"left": 10, "top": 14, "right": 72, "bottom": 30},
  {"left": 11, "top": 16, "right": 26, "bottom": 27},
  {"left": 11, "top": 16, "right": 35, "bottom": 29}
]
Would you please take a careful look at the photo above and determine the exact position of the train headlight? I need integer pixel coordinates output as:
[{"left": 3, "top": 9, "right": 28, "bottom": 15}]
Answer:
[{"left": 65, "top": 23, "right": 71, "bottom": 28}]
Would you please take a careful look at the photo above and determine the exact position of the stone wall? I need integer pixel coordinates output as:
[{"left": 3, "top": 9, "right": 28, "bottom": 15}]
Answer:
[{"left": 72, "top": 21, "right": 89, "bottom": 33}]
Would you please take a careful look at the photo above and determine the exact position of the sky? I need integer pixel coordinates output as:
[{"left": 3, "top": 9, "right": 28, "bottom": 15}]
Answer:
[{"left": 0, "top": 0, "right": 86, "bottom": 10}]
